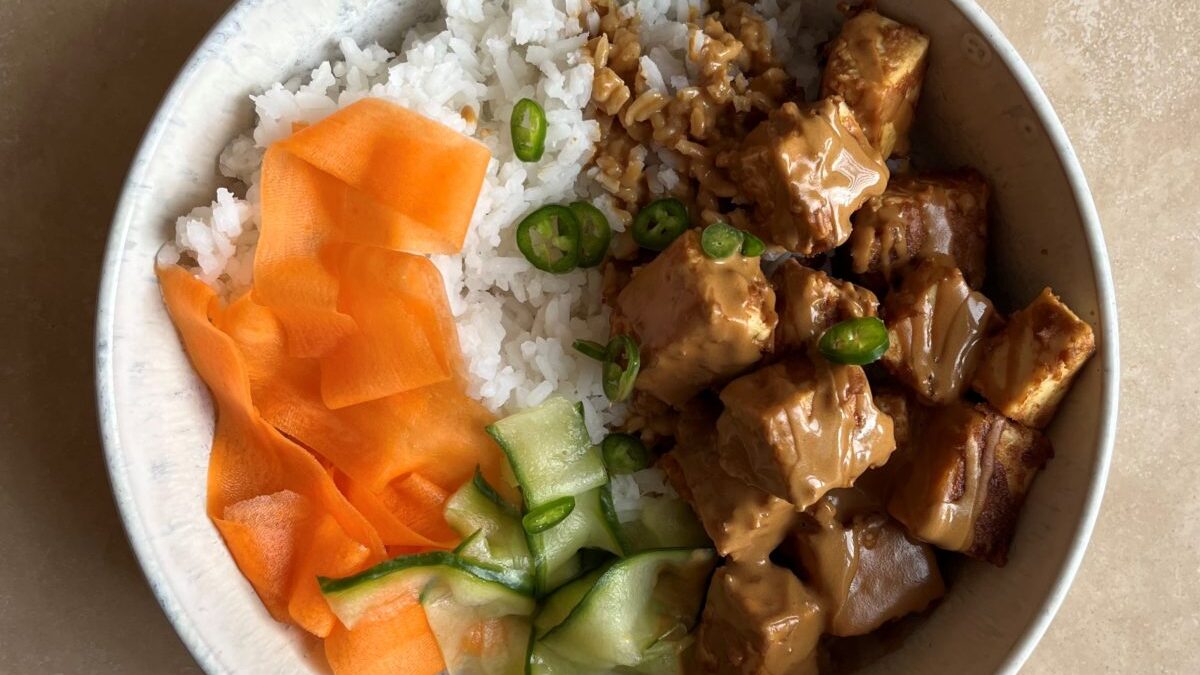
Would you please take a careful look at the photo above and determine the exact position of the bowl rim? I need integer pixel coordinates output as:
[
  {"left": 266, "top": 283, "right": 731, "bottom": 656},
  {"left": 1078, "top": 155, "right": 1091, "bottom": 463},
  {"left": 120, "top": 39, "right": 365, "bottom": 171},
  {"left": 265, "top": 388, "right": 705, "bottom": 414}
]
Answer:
[{"left": 94, "top": 1, "right": 1120, "bottom": 673}]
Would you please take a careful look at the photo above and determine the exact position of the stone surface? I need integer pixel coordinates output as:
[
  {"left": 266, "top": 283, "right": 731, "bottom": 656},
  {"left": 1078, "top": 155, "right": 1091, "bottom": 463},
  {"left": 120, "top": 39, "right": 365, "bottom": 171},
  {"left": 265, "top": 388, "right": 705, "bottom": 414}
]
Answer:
[{"left": 0, "top": 0, "right": 1195, "bottom": 672}]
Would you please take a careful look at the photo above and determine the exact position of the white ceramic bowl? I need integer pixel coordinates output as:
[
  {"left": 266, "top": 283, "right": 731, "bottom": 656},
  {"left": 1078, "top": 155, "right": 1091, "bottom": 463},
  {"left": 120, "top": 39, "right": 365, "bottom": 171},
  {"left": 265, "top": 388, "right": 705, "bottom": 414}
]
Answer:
[{"left": 96, "top": 0, "right": 1119, "bottom": 672}]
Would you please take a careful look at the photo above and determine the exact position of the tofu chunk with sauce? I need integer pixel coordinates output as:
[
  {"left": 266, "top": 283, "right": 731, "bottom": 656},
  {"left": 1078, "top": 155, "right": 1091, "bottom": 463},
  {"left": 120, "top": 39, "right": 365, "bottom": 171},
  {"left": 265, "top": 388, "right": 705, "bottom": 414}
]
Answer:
[
  {"left": 821, "top": 9, "right": 930, "bottom": 158},
  {"left": 694, "top": 561, "right": 824, "bottom": 675},
  {"left": 731, "top": 97, "right": 889, "bottom": 256},
  {"left": 881, "top": 255, "right": 996, "bottom": 405},
  {"left": 971, "top": 288, "right": 1097, "bottom": 429},
  {"left": 888, "top": 402, "right": 1052, "bottom": 565},
  {"left": 667, "top": 399, "right": 795, "bottom": 561},
  {"left": 781, "top": 491, "right": 944, "bottom": 637},
  {"left": 847, "top": 169, "right": 990, "bottom": 290},
  {"left": 774, "top": 260, "right": 880, "bottom": 354},
  {"left": 716, "top": 356, "right": 897, "bottom": 509},
  {"left": 611, "top": 230, "right": 777, "bottom": 408}
]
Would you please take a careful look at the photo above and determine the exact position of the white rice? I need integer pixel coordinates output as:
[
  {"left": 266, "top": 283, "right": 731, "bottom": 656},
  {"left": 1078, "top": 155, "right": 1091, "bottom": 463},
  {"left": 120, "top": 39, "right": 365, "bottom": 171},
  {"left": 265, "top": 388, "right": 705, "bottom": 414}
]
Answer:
[{"left": 161, "top": 0, "right": 833, "bottom": 437}]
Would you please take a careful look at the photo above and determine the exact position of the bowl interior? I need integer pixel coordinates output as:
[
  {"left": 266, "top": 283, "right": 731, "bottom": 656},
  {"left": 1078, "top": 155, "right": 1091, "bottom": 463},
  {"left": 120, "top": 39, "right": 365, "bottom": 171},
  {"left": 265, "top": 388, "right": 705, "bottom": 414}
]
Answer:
[{"left": 97, "top": 0, "right": 1116, "bottom": 673}]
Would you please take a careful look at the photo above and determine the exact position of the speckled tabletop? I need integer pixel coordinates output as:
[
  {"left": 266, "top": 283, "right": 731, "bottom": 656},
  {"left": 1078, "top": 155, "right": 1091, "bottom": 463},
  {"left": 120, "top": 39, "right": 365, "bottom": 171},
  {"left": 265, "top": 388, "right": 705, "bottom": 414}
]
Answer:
[{"left": 0, "top": 0, "right": 1195, "bottom": 672}]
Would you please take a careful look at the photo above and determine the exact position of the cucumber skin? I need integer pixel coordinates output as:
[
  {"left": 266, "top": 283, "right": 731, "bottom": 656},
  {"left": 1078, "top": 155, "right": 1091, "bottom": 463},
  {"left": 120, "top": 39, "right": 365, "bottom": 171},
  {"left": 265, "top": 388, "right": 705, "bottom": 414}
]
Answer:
[{"left": 318, "top": 551, "right": 532, "bottom": 596}]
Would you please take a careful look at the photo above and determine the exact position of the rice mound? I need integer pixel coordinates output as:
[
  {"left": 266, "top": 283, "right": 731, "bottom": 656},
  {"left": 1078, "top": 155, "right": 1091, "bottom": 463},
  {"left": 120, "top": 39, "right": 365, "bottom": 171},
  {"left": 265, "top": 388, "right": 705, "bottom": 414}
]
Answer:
[{"left": 161, "top": 0, "right": 831, "bottom": 436}]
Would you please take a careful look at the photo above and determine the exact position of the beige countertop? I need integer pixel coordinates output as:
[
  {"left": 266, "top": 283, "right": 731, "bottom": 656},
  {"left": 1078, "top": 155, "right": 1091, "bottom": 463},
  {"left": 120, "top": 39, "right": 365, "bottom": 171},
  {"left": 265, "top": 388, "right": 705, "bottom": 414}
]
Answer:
[{"left": 0, "top": 0, "right": 1195, "bottom": 672}]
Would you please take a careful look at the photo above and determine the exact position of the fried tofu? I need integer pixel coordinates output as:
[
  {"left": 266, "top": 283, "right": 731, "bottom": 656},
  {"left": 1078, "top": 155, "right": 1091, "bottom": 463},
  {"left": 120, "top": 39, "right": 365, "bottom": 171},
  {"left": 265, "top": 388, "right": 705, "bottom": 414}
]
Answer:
[
  {"left": 612, "top": 230, "right": 777, "bottom": 408},
  {"left": 774, "top": 259, "right": 880, "bottom": 354},
  {"left": 694, "top": 561, "right": 824, "bottom": 675},
  {"left": 717, "top": 356, "right": 897, "bottom": 509},
  {"left": 669, "top": 400, "right": 795, "bottom": 561},
  {"left": 732, "top": 97, "right": 889, "bottom": 256},
  {"left": 846, "top": 169, "right": 990, "bottom": 290},
  {"left": 782, "top": 493, "right": 944, "bottom": 637},
  {"left": 881, "top": 255, "right": 996, "bottom": 405},
  {"left": 887, "top": 402, "right": 1053, "bottom": 565},
  {"left": 971, "top": 288, "right": 1097, "bottom": 429},
  {"left": 821, "top": 9, "right": 930, "bottom": 158}
]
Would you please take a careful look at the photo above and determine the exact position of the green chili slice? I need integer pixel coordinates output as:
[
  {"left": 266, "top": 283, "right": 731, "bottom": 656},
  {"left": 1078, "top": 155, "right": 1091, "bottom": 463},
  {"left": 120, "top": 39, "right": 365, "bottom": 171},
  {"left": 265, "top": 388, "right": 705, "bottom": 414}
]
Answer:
[
  {"left": 700, "top": 222, "right": 744, "bottom": 259},
  {"left": 631, "top": 198, "right": 689, "bottom": 251},
  {"left": 522, "top": 495, "right": 576, "bottom": 534},
  {"left": 602, "top": 334, "right": 640, "bottom": 402},
  {"left": 511, "top": 98, "right": 548, "bottom": 162},
  {"left": 818, "top": 317, "right": 890, "bottom": 366},
  {"left": 573, "top": 339, "right": 607, "bottom": 361},
  {"left": 570, "top": 202, "right": 612, "bottom": 268},
  {"left": 601, "top": 433, "right": 650, "bottom": 474},
  {"left": 516, "top": 205, "right": 581, "bottom": 274},
  {"left": 740, "top": 231, "right": 766, "bottom": 256}
]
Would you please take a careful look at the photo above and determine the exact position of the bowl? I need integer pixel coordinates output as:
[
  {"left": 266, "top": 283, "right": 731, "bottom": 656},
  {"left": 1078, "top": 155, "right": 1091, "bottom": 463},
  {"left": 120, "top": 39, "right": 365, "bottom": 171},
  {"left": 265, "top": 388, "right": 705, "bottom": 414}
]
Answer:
[{"left": 95, "top": 0, "right": 1119, "bottom": 672}]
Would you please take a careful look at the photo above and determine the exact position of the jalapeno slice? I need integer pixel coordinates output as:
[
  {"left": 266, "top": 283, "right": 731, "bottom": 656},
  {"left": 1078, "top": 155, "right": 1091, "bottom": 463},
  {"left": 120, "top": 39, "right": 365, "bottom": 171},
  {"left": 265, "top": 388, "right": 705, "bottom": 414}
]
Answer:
[
  {"left": 601, "top": 433, "right": 650, "bottom": 474},
  {"left": 818, "top": 317, "right": 890, "bottom": 366},
  {"left": 602, "top": 335, "right": 641, "bottom": 402},
  {"left": 511, "top": 98, "right": 548, "bottom": 162},
  {"left": 700, "top": 222, "right": 744, "bottom": 259},
  {"left": 522, "top": 496, "right": 576, "bottom": 534},
  {"left": 570, "top": 202, "right": 612, "bottom": 268},
  {"left": 740, "top": 231, "right": 766, "bottom": 257},
  {"left": 631, "top": 198, "right": 689, "bottom": 251},
  {"left": 573, "top": 339, "right": 607, "bottom": 361},
  {"left": 516, "top": 205, "right": 581, "bottom": 274}
]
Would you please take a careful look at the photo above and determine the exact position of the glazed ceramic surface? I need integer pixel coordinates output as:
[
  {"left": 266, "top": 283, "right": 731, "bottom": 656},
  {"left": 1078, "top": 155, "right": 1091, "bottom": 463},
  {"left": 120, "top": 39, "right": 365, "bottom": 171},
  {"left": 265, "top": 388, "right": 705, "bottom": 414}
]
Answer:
[{"left": 95, "top": 0, "right": 1119, "bottom": 672}]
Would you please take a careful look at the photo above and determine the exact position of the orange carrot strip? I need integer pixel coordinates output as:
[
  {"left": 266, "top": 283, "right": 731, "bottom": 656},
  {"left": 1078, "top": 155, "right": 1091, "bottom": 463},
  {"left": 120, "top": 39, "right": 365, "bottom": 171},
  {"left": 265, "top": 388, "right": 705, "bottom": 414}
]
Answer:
[
  {"left": 325, "top": 601, "right": 445, "bottom": 675},
  {"left": 254, "top": 99, "right": 490, "bottom": 358},
  {"left": 217, "top": 292, "right": 501, "bottom": 495},
  {"left": 287, "top": 513, "right": 381, "bottom": 637},
  {"left": 336, "top": 472, "right": 458, "bottom": 551},
  {"left": 320, "top": 245, "right": 456, "bottom": 409},
  {"left": 158, "top": 266, "right": 384, "bottom": 635}
]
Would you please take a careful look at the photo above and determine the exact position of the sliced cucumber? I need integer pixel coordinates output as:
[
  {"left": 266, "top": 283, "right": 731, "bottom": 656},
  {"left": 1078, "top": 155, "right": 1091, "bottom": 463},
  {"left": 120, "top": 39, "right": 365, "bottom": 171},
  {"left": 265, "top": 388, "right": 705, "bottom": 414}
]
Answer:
[
  {"left": 319, "top": 551, "right": 533, "bottom": 630},
  {"left": 626, "top": 497, "right": 710, "bottom": 552},
  {"left": 487, "top": 397, "right": 608, "bottom": 508},
  {"left": 424, "top": 583, "right": 532, "bottom": 675},
  {"left": 539, "top": 548, "right": 716, "bottom": 669},
  {"left": 533, "top": 568, "right": 605, "bottom": 639},
  {"left": 528, "top": 486, "right": 624, "bottom": 594},
  {"left": 445, "top": 470, "right": 532, "bottom": 591}
]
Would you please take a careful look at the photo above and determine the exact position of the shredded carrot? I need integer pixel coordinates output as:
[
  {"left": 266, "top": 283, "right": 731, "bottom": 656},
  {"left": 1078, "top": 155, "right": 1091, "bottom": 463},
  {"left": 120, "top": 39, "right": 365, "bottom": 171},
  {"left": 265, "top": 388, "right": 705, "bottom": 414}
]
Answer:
[
  {"left": 158, "top": 99, "right": 499, "bottom": 666},
  {"left": 320, "top": 245, "right": 458, "bottom": 409},
  {"left": 158, "top": 267, "right": 385, "bottom": 633},
  {"left": 254, "top": 98, "right": 490, "bottom": 358}
]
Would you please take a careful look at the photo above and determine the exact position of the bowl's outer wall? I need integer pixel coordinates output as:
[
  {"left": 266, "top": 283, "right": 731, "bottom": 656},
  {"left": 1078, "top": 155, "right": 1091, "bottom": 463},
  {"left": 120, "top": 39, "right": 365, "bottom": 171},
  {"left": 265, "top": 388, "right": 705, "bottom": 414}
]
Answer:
[{"left": 97, "top": 0, "right": 1117, "bottom": 673}]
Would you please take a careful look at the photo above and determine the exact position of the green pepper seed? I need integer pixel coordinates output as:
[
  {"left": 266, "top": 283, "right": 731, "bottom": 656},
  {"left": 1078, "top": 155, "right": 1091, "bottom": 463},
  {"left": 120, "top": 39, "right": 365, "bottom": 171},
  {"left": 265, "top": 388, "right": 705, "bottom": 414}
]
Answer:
[
  {"left": 603, "top": 334, "right": 641, "bottom": 402},
  {"left": 740, "top": 231, "right": 766, "bottom": 256},
  {"left": 516, "top": 205, "right": 581, "bottom": 274},
  {"left": 601, "top": 433, "right": 650, "bottom": 474},
  {"left": 700, "top": 222, "right": 744, "bottom": 259},
  {"left": 818, "top": 317, "right": 890, "bottom": 366},
  {"left": 632, "top": 198, "right": 690, "bottom": 251},
  {"left": 570, "top": 202, "right": 612, "bottom": 268},
  {"left": 573, "top": 339, "right": 607, "bottom": 361},
  {"left": 522, "top": 495, "right": 576, "bottom": 534},
  {"left": 511, "top": 98, "right": 548, "bottom": 162}
]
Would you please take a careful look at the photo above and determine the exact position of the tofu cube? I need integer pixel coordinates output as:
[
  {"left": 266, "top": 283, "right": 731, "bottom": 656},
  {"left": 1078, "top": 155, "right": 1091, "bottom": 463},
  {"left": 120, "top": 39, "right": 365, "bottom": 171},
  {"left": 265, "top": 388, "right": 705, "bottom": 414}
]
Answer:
[
  {"left": 669, "top": 399, "right": 795, "bottom": 561},
  {"left": 782, "top": 495, "right": 944, "bottom": 637},
  {"left": 717, "top": 356, "right": 897, "bottom": 509},
  {"left": 846, "top": 169, "right": 990, "bottom": 290},
  {"left": 887, "top": 402, "right": 1053, "bottom": 565},
  {"left": 731, "top": 98, "right": 889, "bottom": 256},
  {"left": 881, "top": 255, "right": 996, "bottom": 405},
  {"left": 774, "top": 260, "right": 880, "bottom": 354},
  {"left": 612, "top": 230, "right": 777, "bottom": 408},
  {"left": 821, "top": 9, "right": 930, "bottom": 158},
  {"left": 694, "top": 561, "right": 824, "bottom": 675},
  {"left": 971, "top": 288, "right": 1097, "bottom": 429}
]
